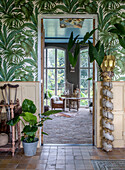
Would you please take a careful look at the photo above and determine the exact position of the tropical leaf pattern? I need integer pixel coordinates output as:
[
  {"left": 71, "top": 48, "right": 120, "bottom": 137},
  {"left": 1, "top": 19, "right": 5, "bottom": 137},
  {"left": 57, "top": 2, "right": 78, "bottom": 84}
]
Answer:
[{"left": 0, "top": 0, "right": 124, "bottom": 81}]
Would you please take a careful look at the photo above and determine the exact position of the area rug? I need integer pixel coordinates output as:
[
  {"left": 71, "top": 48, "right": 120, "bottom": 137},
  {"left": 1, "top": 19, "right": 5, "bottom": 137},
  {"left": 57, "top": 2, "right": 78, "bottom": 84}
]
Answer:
[
  {"left": 92, "top": 160, "right": 125, "bottom": 170},
  {"left": 54, "top": 112, "right": 78, "bottom": 117}
]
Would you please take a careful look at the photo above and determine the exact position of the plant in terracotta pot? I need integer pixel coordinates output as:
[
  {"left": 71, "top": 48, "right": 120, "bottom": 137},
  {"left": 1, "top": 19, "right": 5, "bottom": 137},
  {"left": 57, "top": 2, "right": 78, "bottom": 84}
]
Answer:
[{"left": 7, "top": 99, "right": 60, "bottom": 156}]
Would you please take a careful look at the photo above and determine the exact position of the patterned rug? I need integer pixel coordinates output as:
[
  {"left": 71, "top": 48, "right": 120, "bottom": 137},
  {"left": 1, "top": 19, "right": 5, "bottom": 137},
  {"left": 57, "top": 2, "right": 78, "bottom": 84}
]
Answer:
[
  {"left": 54, "top": 112, "right": 78, "bottom": 117},
  {"left": 92, "top": 160, "right": 125, "bottom": 170}
]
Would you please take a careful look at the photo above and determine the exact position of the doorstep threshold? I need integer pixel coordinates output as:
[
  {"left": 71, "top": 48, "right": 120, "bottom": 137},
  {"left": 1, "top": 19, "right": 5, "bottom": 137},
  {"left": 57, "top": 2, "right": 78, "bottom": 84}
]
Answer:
[{"left": 42, "top": 143, "right": 93, "bottom": 146}]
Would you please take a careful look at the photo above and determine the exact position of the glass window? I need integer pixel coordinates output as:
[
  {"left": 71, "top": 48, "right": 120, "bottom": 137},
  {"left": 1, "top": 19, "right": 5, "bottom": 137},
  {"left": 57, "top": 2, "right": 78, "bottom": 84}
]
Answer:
[
  {"left": 80, "top": 49, "right": 88, "bottom": 67},
  {"left": 44, "top": 49, "right": 46, "bottom": 67},
  {"left": 47, "top": 69, "right": 55, "bottom": 92},
  {"left": 80, "top": 48, "right": 93, "bottom": 106},
  {"left": 57, "top": 69, "right": 65, "bottom": 95},
  {"left": 44, "top": 48, "right": 65, "bottom": 106},
  {"left": 47, "top": 48, "right": 55, "bottom": 67},
  {"left": 57, "top": 49, "right": 65, "bottom": 68}
]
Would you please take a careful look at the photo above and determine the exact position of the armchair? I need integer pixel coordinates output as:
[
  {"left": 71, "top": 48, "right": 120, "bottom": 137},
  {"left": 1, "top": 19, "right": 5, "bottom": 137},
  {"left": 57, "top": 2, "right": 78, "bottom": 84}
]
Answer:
[{"left": 51, "top": 96, "right": 65, "bottom": 111}]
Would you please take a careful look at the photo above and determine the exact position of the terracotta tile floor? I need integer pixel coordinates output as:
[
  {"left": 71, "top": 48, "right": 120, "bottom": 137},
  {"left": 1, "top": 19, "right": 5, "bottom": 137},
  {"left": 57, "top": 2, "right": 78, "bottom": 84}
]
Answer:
[{"left": 0, "top": 145, "right": 125, "bottom": 170}]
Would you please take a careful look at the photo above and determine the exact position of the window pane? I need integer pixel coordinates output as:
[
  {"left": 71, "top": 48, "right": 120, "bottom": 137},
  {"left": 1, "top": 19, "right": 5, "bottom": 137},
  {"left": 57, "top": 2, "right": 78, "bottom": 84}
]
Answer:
[
  {"left": 90, "top": 62, "right": 93, "bottom": 68},
  {"left": 80, "top": 88, "right": 88, "bottom": 98},
  {"left": 44, "top": 49, "right": 46, "bottom": 68},
  {"left": 47, "top": 69, "right": 55, "bottom": 95},
  {"left": 90, "top": 69, "right": 93, "bottom": 77},
  {"left": 44, "top": 69, "right": 46, "bottom": 91},
  {"left": 47, "top": 49, "right": 55, "bottom": 67},
  {"left": 57, "top": 49, "right": 65, "bottom": 67},
  {"left": 57, "top": 69, "right": 65, "bottom": 95},
  {"left": 80, "top": 69, "right": 88, "bottom": 98},
  {"left": 90, "top": 69, "right": 93, "bottom": 98},
  {"left": 80, "top": 99, "right": 88, "bottom": 106},
  {"left": 80, "top": 49, "right": 88, "bottom": 67},
  {"left": 80, "top": 69, "right": 88, "bottom": 85}
]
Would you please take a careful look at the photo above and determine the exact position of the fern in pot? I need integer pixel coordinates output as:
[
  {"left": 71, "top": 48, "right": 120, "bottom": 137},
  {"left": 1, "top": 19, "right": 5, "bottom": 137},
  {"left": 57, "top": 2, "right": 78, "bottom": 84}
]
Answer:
[{"left": 7, "top": 99, "right": 60, "bottom": 156}]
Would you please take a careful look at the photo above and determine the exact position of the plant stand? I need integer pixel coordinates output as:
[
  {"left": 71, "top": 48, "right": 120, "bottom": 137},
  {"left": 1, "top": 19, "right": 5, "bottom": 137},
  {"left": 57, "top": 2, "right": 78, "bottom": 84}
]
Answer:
[{"left": 0, "top": 104, "right": 21, "bottom": 156}]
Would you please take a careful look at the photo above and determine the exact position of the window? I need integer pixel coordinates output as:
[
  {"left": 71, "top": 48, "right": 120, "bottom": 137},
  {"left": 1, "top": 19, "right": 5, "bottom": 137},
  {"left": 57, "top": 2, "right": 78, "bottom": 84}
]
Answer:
[
  {"left": 80, "top": 48, "right": 93, "bottom": 106},
  {"left": 44, "top": 48, "right": 65, "bottom": 106}
]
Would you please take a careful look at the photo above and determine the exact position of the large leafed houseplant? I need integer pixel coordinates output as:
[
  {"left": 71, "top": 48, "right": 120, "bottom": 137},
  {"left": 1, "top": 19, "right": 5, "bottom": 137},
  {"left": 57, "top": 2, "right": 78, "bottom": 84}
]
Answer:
[{"left": 7, "top": 99, "right": 60, "bottom": 156}]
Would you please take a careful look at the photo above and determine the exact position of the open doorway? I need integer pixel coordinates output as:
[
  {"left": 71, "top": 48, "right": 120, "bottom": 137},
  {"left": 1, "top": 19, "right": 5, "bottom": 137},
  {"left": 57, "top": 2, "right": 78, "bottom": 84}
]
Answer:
[{"left": 38, "top": 14, "right": 98, "bottom": 145}]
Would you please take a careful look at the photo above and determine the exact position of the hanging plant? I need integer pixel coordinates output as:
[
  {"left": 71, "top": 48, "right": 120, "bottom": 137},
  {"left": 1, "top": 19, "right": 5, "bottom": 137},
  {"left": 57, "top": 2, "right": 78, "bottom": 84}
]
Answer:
[{"left": 68, "top": 31, "right": 80, "bottom": 68}]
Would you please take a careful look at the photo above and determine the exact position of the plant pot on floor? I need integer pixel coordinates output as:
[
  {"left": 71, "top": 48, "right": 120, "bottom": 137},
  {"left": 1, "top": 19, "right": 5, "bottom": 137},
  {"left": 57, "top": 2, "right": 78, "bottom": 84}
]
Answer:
[{"left": 22, "top": 138, "right": 38, "bottom": 156}]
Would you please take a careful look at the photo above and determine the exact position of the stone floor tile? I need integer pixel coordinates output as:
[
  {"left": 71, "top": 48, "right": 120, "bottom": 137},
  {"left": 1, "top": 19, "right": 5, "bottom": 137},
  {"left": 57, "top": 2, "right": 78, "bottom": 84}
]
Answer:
[
  {"left": 6, "top": 163, "right": 18, "bottom": 169},
  {"left": 36, "top": 163, "right": 46, "bottom": 169},
  {"left": 44, "top": 108, "right": 92, "bottom": 144},
  {"left": 16, "top": 164, "right": 27, "bottom": 169},
  {"left": 56, "top": 164, "right": 66, "bottom": 169}
]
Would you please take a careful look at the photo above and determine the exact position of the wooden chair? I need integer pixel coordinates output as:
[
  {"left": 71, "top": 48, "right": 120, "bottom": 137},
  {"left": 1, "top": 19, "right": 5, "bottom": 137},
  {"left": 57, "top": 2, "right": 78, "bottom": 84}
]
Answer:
[{"left": 51, "top": 96, "right": 65, "bottom": 111}]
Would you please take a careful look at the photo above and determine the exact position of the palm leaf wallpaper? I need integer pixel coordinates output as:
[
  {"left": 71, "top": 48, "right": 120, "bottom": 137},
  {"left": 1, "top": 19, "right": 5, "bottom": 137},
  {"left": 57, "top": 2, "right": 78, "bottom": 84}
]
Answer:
[{"left": 0, "top": 0, "right": 124, "bottom": 81}]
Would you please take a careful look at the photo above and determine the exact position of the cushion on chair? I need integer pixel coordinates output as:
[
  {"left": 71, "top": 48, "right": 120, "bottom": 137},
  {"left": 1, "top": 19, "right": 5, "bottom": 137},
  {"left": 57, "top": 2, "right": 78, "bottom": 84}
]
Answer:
[
  {"left": 54, "top": 101, "right": 63, "bottom": 104},
  {"left": 51, "top": 96, "right": 65, "bottom": 110},
  {"left": 51, "top": 96, "right": 59, "bottom": 102}
]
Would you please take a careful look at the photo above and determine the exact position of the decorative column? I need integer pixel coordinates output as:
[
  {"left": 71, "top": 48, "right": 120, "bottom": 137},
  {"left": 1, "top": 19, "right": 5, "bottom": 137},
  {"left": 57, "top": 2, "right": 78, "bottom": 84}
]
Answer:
[{"left": 101, "top": 55, "right": 115, "bottom": 152}]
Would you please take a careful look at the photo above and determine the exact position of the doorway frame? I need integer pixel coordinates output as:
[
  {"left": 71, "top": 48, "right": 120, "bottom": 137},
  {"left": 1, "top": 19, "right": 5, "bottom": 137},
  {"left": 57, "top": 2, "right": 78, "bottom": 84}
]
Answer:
[{"left": 38, "top": 14, "right": 98, "bottom": 146}]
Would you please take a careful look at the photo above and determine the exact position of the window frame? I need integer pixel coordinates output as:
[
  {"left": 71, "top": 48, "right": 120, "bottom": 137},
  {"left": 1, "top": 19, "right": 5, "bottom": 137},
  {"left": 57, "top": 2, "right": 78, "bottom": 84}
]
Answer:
[
  {"left": 80, "top": 47, "right": 93, "bottom": 107},
  {"left": 44, "top": 47, "right": 66, "bottom": 105}
]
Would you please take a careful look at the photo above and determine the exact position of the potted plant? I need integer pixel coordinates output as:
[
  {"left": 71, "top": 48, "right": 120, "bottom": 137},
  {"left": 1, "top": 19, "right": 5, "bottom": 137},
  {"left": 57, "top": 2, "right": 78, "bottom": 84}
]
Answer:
[
  {"left": 68, "top": 30, "right": 95, "bottom": 72},
  {"left": 7, "top": 99, "right": 60, "bottom": 156},
  {"left": 67, "top": 31, "right": 80, "bottom": 72}
]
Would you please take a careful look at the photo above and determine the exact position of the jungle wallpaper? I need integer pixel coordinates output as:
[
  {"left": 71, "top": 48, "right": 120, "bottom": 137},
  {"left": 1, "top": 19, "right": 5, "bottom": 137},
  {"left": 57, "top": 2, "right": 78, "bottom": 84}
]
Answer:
[{"left": 0, "top": 0, "right": 125, "bottom": 81}]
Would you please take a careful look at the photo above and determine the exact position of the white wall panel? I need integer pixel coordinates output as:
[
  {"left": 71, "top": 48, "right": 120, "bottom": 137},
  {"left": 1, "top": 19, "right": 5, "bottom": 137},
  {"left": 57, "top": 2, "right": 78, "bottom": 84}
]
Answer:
[{"left": 96, "top": 82, "right": 125, "bottom": 148}]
